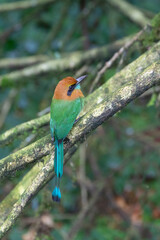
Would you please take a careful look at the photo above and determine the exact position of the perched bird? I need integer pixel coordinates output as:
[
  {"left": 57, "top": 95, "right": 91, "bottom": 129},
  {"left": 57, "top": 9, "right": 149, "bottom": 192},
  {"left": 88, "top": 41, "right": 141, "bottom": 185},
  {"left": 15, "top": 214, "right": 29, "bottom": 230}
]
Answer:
[{"left": 50, "top": 75, "right": 86, "bottom": 202}]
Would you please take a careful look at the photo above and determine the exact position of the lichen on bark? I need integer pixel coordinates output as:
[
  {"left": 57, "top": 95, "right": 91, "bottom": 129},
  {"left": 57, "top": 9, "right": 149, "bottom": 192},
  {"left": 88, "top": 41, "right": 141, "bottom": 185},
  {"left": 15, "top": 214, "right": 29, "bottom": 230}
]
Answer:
[{"left": 0, "top": 39, "right": 160, "bottom": 237}]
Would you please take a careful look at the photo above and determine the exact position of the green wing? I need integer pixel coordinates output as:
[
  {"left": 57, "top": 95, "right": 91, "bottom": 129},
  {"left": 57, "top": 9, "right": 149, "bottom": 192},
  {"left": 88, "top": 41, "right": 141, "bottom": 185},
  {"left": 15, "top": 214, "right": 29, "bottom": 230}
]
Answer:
[{"left": 50, "top": 98, "right": 83, "bottom": 140}]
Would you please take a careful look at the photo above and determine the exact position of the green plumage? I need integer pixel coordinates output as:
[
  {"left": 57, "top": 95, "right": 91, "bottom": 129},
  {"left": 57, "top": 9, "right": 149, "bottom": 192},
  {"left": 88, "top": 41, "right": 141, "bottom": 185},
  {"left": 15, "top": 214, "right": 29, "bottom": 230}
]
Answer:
[
  {"left": 50, "top": 97, "right": 84, "bottom": 202},
  {"left": 50, "top": 98, "right": 84, "bottom": 140}
]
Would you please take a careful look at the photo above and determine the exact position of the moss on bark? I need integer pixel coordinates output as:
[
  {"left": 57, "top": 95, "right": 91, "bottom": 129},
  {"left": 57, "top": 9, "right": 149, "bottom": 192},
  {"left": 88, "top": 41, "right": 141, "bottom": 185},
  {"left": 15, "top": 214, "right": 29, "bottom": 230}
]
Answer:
[{"left": 0, "top": 50, "right": 160, "bottom": 238}]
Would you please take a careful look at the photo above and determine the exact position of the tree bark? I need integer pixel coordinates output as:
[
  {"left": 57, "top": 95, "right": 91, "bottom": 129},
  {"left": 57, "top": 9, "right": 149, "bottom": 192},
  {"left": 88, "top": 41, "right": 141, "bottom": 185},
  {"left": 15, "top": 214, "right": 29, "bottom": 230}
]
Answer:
[
  {"left": 0, "top": 40, "right": 160, "bottom": 238},
  {"left": 0, "top": 36, "right": 132, "bottom": 87},
  {"left": 1, "top": 40, "right": 159, "bottom": 146}
]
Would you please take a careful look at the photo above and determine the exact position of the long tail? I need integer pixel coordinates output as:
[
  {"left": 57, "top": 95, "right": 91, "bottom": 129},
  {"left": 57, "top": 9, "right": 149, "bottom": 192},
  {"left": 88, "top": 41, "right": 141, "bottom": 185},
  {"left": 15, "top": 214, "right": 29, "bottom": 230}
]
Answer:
[{"left": 52, "top": 139, "right": 63, "bottom": 202}]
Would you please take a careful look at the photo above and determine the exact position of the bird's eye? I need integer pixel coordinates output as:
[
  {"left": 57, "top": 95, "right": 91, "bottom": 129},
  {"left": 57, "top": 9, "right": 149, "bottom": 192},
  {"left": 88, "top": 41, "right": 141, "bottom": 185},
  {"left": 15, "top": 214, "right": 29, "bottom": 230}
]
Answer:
[{"left": 67, "top": 84, "right": 76, "bottom": 96}]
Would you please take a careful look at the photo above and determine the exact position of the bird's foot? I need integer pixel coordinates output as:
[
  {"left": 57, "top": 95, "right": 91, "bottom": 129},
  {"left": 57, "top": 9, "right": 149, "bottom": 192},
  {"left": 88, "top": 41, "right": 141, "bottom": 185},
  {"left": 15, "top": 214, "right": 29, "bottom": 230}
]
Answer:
[{"left": 64, "top": 137, "right": 70, "bottom": 144}]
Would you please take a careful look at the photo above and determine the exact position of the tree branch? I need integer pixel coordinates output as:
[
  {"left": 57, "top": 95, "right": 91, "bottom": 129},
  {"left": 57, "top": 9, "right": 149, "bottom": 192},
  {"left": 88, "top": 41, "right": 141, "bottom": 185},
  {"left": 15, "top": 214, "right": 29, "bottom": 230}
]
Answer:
[
  {"left": 0, "top": 44, "right": 160, "bottom": 236},
  {"left": 0, "top": 135, "right": 52, "bottom": 179},
  {"left": 1, "top": 39, "right": 159, "bottom": 147},
  {"left": 106, "top": 0, "right": 150, "bottom": 27},
  {"left": 0, "top": 56, "right": 51, "bottom": 69},
  {"left": 0, "top": 36, "right": 131, "bottom": 87},
  {"left": 89, "top": 26, "right": 147, "bottom": 93},
  {"left": 65, "top": 182, "right": 105, "bottom": 240},
  {"left": 0, "top": 114, "right": 49, "bottom": 146},
  {"left": 86, "top": 41, "right": 160, "bottom": 109},
  {"left": 0, "top": 0, "right": 56, "bottom": 12}
]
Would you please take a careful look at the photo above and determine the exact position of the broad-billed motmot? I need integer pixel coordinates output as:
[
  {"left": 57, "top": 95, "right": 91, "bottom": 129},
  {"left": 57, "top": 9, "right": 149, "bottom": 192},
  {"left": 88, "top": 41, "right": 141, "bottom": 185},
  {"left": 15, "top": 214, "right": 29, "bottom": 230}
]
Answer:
[{"left": 50, "top": 75, "right": 86, "bottom": 202}]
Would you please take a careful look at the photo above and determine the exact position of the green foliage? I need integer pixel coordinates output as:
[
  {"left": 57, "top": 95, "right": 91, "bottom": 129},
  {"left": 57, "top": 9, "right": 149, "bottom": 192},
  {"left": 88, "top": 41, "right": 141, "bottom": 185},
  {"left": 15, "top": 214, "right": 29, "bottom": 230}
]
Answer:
[
  {"left": 147, "top": 93, "right": 157, "bottom": 107},
  {"left": 142, "top": 13, "right": 160, "bottom": 47},
  {"left": 1, "top": 77, "right": 13, "bottom": 87},
  {"left": 90, "top": 217, "right": 126, "bottom": 240}
]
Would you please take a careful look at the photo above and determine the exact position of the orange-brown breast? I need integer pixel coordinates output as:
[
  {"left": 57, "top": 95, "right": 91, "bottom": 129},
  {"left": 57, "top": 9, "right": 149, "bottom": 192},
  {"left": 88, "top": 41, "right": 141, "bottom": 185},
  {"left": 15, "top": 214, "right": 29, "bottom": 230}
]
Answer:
[{"left": 53, "top": 77, "right": 84, "bottom": 101}]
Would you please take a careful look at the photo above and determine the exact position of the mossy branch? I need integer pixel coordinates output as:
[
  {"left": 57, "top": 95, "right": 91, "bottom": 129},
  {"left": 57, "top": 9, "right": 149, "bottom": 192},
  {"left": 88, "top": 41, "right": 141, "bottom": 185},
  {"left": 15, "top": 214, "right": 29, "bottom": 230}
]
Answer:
[
  {"left": 0, "top": 12, "right": 159, "bottom": 88},
  {"left": 106, "top": 0, "right": 150, "bottom": 27},
  {"left": 0, "top": 54, "right": 160, "bottom": 237},
  {"left": 0, "top": 0, "right": 56, "bottom": 12},
  {"left": 0, "top": 135, "right": 52, "bottom": 179},
  {"left": 0, "top": 37, "right": 131, "bottom": 88},
  {"left": 0, "top": 42, "right": 160, "bottom": 179},
  {"left": 0, "top": 56, "right": 51, "bottom": 69},
  {"left": 0, "top": 114, "right": 49, "bottom": 146},
  {"left": 0, "top": 40, "right": 160, "bottom": 146}
]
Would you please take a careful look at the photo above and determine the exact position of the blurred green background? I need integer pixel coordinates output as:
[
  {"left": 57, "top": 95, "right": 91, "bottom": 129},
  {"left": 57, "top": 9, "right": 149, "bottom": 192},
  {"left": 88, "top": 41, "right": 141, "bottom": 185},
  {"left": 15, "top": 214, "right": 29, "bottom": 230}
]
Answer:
[{"left": 0, "top": 0, "right": 160, "bottom": 239}]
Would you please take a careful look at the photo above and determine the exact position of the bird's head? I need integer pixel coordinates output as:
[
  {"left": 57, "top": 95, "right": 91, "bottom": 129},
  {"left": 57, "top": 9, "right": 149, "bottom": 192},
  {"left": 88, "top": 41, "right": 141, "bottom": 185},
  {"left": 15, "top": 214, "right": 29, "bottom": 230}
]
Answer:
[{"left": 53, "top": 75, "right": 87, "bottom": 100}]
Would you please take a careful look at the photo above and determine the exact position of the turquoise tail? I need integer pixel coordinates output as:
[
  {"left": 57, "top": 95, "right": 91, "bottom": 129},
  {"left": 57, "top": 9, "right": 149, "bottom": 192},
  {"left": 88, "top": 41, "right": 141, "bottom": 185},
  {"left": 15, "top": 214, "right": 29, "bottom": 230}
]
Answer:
[{"left": 52, "top": 139, "right": 63, "bottom": 202}]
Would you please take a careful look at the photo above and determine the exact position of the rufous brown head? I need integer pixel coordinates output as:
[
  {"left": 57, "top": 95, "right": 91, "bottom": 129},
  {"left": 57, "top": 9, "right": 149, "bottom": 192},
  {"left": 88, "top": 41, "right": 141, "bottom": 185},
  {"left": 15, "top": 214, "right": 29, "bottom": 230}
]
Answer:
[{"left": 53, "top": 75, "right": 87, "bottom": 101}]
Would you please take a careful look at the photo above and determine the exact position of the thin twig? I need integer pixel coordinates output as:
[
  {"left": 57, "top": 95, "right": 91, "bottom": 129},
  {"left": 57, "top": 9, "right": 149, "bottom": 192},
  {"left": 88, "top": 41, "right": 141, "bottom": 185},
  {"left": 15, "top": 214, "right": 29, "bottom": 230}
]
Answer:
[
  {"left": 0, "top": 36, "right": 132, "bottom": 87},
  {"left": 64, "top": 167, "right": 94, "bottom": 192},
  {"left": 139, "top": 86, "right": 160, "bottom": 98},
  {"left": 89, "top": 26, "right": 148, "bottom": 93},
  {"left": 0, "top": 88, "right": 18, "bottom": 129},
  {"left": 65, "top": 182, "right": 105, "bottom": 240},
  {"left": 79, "top": 143, "right": 88, "bottom": 208},
  {"left": 75, "top": 65, "right": 89, "bottom": 79},
  {"left": 88, "top": 151, "right": 102, "bottom": 179},
  {"left": 106, "top": 0, "right": 150, "bottom": 27},
  {"left": 37, "top": 107, "right": 50, "bottom": 117}
]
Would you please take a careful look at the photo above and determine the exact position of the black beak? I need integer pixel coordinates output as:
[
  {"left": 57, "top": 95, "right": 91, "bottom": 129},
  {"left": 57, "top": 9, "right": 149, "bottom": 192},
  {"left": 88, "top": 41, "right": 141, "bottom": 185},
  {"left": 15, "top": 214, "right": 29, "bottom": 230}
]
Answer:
[{"left": 76, "top": 75, "right": 87, "bottom": 85}]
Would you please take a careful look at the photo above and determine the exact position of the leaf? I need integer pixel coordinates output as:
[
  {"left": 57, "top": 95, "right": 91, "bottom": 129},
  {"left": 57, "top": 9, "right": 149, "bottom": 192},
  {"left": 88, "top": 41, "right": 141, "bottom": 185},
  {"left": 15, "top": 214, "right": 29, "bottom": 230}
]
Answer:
[{"left": 147, "top": 93, "right": 157, "bottom": 107}]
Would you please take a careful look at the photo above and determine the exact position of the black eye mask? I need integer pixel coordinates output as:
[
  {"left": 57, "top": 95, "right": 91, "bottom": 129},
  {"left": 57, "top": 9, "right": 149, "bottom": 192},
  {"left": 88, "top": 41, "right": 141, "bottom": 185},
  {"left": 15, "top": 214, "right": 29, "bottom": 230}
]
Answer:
[
  {"left": 67, "top": 84, "right": 76, "bottom": 96},
  {"left": 67, "top": 75, "right": 87, "bottom": 96}
]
